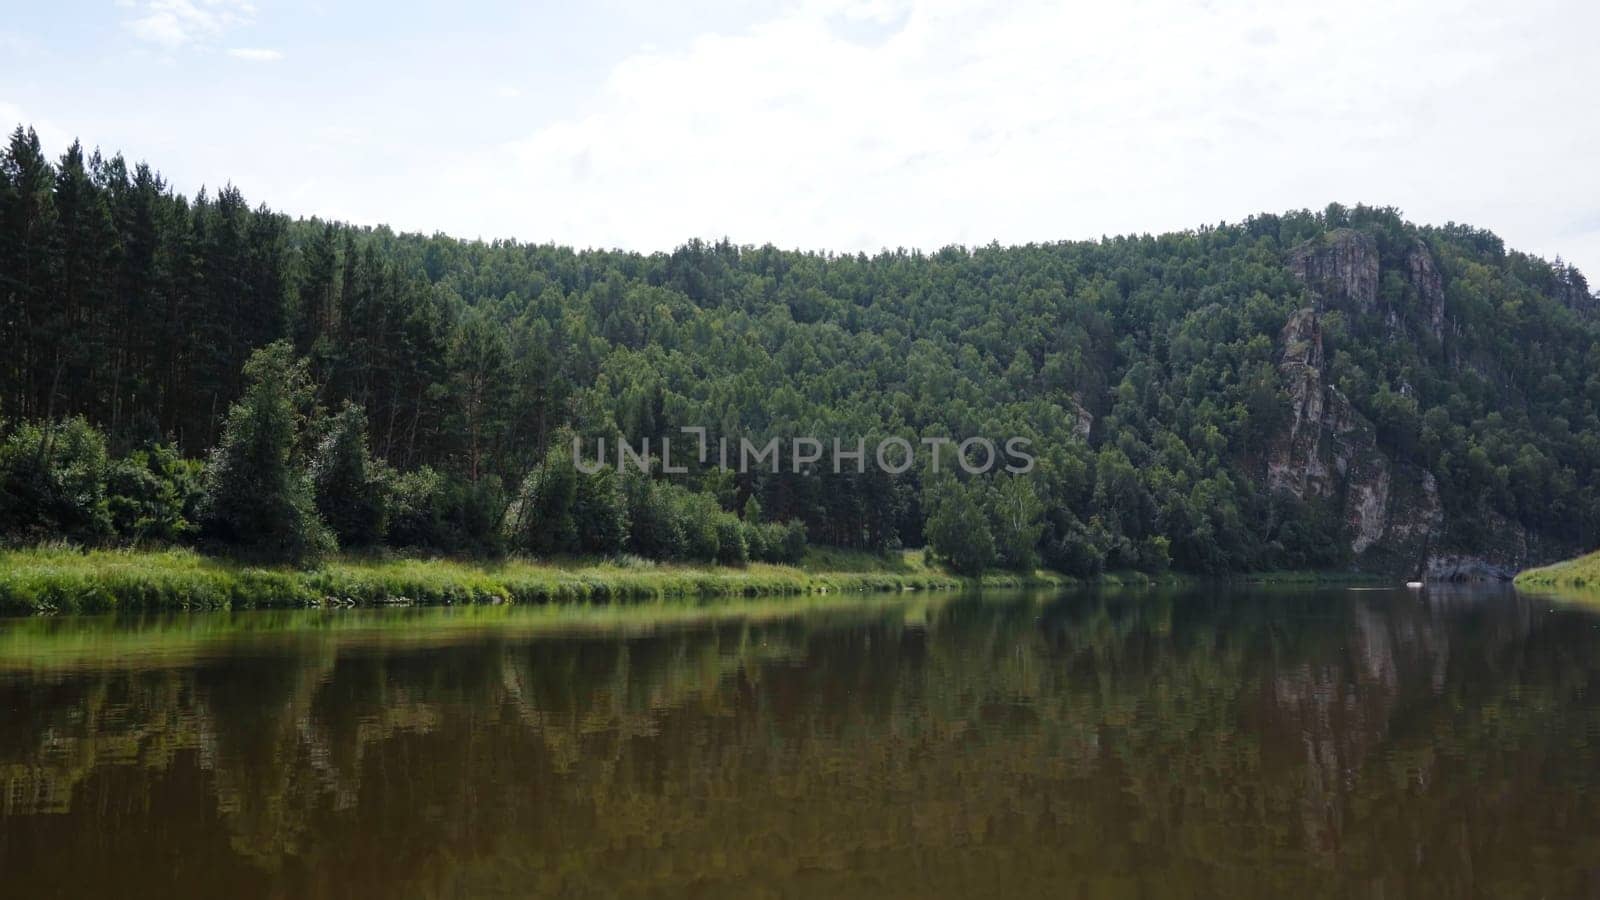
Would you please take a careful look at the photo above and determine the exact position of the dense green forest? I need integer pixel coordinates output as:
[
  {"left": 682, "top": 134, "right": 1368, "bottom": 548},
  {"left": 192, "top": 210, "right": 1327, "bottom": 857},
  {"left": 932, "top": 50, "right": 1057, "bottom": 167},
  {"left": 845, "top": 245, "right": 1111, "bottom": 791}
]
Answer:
[{"left": 2, "top": 124, "right": 1598, "bottom": 574}]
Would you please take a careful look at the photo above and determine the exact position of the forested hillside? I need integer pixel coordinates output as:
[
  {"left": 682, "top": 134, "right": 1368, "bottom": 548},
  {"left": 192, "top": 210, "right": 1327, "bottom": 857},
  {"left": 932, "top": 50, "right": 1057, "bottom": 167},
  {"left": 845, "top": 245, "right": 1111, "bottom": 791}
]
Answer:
[{"left": 3, "top": 124, "right": 1597, "bottom": 575}]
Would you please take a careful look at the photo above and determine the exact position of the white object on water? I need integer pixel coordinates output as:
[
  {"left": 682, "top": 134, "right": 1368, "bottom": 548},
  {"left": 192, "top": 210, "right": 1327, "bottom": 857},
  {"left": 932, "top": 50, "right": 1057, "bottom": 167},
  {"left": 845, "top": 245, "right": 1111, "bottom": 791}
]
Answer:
[{"left": 1405, "top": 581, "right": 1424, "bottom": 589}]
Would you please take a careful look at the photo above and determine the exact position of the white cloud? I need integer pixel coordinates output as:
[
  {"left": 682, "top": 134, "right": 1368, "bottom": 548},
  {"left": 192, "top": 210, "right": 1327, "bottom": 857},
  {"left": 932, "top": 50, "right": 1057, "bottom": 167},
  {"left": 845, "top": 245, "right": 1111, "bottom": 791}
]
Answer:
[
  {"left": 408, "top": 0, "right": 1600, "bottom": 277},
  {"left": 124, "top": 0, "right": 256, "bottom": 50},
  {"left": 0, "top": 102, "right": 71, "bottom": 151},
  {"left": 228, "top": 47, "right": 283, "bottom": 62}
]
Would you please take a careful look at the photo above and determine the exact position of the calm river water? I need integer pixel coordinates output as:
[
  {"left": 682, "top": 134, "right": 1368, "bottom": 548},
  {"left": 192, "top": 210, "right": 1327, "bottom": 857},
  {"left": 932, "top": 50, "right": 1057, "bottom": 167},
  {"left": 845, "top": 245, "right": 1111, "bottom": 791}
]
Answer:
[{"left": 3, "top": 586, "right": 1600, "bottom": 898}]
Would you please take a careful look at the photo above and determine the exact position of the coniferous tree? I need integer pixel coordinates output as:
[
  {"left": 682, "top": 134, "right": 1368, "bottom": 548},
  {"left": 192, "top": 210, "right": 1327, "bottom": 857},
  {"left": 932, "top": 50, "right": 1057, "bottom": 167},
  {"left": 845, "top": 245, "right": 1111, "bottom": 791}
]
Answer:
[
  {"left": 197, "top": 341, "right": 332, "bottom": 563},
  {"left": 4, "top": 124, "right": 1600, "bottom": 574},
  {"left": 311, "top": 402, "right": 390, "bottom": 549},
  {"left": 1, "top": 127, "right": 59, "bottom": 421}
]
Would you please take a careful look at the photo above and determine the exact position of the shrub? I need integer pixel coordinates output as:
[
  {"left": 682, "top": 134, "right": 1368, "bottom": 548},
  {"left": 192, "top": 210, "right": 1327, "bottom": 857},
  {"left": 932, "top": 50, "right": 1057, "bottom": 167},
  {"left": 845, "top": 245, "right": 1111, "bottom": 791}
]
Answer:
[
  {"left": 0, "top": 417, "right": 113, "bottom": 543},
  {"left": 387, "top": 466, "right": 448, "bottom": 550},
  {"left": 623, "top": 471, "right": 686, "bottom": 560},
  {"left": 674, "top": 489, "right": 724, "bottom": 562},
  {"left": 746, "top": 520, "right": 807, "bottom": 564},
  {"left": 106, "top": 444, "right": 203, "bottom": 543},
  {"left": 506, "top": 440, "right": 627, "bottom": 556},
  {"left": 715, "top": 515, "right": 748, "bottom": 566},
  {"left": 744, "top": 519, "right": 770, "bottom": 560},
  {"left": 388, "top": 467, "right": 505, "bottom": 556}
]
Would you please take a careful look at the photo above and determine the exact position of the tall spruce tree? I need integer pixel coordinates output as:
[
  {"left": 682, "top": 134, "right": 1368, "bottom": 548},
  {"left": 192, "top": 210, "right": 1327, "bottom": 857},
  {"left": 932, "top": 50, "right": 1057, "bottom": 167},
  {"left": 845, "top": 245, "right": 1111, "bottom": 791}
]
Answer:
[
  {"left": 197, "top": 341, "right": 332, "bottom": 563},
  {"left": 311, "top": 402, "right": 390, "bottom": 549}
]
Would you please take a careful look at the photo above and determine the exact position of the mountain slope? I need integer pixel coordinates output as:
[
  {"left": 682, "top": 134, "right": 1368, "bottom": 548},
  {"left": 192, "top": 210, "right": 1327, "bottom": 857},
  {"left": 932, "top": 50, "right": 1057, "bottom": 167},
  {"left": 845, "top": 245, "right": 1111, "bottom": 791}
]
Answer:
[{"left": 3, "top": 125, "right": 1597, "bottom": 576}]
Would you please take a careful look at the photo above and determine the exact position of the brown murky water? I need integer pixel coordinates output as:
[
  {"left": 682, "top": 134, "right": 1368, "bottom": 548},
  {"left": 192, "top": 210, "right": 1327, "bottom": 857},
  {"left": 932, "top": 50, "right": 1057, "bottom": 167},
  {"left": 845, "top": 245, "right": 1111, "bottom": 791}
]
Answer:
[{"left": 3, "top": 586, "right": 1600, "bottom": 898}]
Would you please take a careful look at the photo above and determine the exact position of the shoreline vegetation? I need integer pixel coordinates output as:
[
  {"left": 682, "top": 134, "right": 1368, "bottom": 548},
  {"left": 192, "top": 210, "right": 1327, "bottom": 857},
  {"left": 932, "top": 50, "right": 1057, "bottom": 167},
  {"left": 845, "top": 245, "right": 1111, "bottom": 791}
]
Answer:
[
  {"left": 4, "top": 124, "right": 1598, "bottom": 589},
  {"left": 1514, "top": 550, "right": 1600, "bottom": 599},
  {"left": 0, "top": 546, "right": 994, "bottom": 614},
  {"left": 0, "top": 546, "right": 1390, "bottom": 615}
]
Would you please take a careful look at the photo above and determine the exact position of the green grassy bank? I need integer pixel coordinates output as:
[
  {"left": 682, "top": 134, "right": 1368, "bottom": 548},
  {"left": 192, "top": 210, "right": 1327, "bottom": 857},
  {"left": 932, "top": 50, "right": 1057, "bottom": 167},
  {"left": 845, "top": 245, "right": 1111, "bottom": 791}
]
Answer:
[
  {"left": 1514, "top": 550, "right": 1600, "bottom": 597},
  {"left": 0, "top": 546, "right": 1076, "bottom": 614},
  {"left": 0, "top": 545, "right": 1401, "bottom": 615}
]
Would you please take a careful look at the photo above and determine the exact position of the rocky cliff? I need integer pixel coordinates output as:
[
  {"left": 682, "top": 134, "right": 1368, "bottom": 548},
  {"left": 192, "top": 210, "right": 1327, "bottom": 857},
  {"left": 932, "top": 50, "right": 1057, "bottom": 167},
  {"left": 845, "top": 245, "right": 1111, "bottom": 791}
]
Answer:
[{"left": 1268, "top": 231, "right": 1567, "bottom": 579}]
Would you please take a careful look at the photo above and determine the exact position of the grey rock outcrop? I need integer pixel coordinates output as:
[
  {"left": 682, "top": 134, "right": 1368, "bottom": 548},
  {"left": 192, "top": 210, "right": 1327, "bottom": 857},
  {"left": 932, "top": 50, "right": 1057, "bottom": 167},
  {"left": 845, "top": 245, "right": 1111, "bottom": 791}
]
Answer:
[
  {"left": 1424, "top": 555, "right": 1518, "bottom": 582},
  {"left": 1288, "top": 229, "right": 1380, "bottom": 316},
  {"left": 1405, "top": 239, "right": 1446, "bottom": 336},
  {"left": 1270, "top": 230, "right": 1566, "bottom": 579},
  {"left": 1067, "top": 394, "right": 1093, "bottom": 441},
  {"left": 1265, "top": 303, "right": 1424, "bottom": 565}
]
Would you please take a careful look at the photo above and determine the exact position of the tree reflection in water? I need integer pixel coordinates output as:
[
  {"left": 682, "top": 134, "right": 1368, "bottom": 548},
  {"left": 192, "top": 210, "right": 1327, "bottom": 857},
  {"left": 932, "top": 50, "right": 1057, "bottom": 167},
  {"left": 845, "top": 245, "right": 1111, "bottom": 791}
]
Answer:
[{"left": 2, "top": 586, "right": 1598, "bottom": 898}]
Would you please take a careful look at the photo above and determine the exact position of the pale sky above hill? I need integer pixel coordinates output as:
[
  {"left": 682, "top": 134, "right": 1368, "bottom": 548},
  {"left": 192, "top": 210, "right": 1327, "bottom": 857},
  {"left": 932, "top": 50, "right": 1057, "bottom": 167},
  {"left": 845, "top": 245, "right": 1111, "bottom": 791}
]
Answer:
[{"left": 4, "top": 0, "right": 1598, "bottom": 279}]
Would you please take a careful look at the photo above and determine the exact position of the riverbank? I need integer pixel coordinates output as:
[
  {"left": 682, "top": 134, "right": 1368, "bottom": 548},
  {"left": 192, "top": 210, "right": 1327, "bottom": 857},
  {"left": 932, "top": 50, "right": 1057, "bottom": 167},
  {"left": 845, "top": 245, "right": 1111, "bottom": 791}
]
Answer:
[
  {"left": 1514, "top": 550, "right": 1600, "bottom": 598},
  {"left": 0, "top": 546, "right": 1070, "bottom": 614},
  {"left": 0, "top": 546, "right": 1412, "bottom": 614}
]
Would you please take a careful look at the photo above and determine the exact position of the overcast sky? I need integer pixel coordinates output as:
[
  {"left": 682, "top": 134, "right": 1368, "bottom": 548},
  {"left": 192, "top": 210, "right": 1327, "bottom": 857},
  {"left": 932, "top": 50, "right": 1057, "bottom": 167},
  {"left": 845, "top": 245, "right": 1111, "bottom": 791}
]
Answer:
[{"left": 5, "top": 0, "right": 1598, "bottom": 277}]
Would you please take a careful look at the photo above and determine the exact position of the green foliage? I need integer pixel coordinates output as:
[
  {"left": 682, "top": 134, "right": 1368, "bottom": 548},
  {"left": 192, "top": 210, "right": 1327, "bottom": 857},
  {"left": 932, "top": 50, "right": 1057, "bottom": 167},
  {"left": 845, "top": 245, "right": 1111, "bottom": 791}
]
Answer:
[
  {"left": 677, "top": 490, "right": 726, "bottom": 562},
  {"left": 107, "top": 445, "right": 203, "bottom": 543},
  {"left": 311, "top": 403, "right": 391, "bottom": 548},
  {"left": 506, "top": 437, "right": 627, "bottom": 556},
  {"left": 988, "top": 476, "right": 1045, "bottom": 571},
  {"left": 715, "top": 515, "right": 749, "bottom": 566},
  {"left": 5, "top": 123, "right": 1600, "bottom": 576},
  {"left": 385, "top": 466, "right": 504, "bottom": 555},
  {"left": 572, "top": 466, "right": 629, "bottom": 555},
  {"left": 386, "top": 466, "right": 448, "bottom": 549},
  {"left": 197, "top": 343, "right": 333, "bottom": 564},
  {"left": 756, "top": 520, "right": 809, "bottom": 564},
  {"left": 622, "top": 471, "right": 686, "bottom": 561},
  {"left": 0, "top": 546, "right": 961, "bottom": 613},
  {"left": 0, "top": 417, "right": 112, "bottom": 543},
  {"left": 615, "top": 473, "right": 792, "bottom": 566},
  {"left": 924, "top": 478, "right": 996, "bottom": 575}
]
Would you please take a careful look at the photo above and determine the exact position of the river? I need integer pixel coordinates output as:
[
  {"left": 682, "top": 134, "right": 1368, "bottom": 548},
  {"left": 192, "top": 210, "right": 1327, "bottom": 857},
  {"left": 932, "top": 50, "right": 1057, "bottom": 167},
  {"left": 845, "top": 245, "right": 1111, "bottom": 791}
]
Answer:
[{"left": 2, "top": 585, "right": 1598, "bottom": 897}]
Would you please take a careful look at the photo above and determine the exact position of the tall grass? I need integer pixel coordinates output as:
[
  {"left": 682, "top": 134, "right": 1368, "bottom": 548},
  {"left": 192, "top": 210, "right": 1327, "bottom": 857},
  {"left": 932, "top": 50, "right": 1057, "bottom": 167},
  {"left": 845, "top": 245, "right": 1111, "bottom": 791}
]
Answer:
[
  {"left": 1515, "top": 550, "right": 1600, "bottom": 597},
  {"left": 0, "top": 546, "right": 995, "bottom": 613}
]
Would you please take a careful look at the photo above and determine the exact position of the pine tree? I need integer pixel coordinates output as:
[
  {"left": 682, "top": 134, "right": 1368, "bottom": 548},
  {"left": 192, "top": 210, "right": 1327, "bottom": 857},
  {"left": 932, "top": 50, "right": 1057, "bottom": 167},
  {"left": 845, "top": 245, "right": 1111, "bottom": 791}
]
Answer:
[
  {"left": 311, "top": 401, "right": 390, "bottom": 548},
  {"left": 198, "top": 342, "right": 332, "bottom": 563},
  {"left": 1, "top": 127, "right": 60, "bottom": 420}
]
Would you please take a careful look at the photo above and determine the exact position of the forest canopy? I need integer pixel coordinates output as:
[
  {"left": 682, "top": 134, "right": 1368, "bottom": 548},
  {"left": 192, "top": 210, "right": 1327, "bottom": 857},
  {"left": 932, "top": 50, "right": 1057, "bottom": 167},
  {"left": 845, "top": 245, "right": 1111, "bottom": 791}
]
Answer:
[{"left": 2, "top": 124, "right": 1598, "bottom": 574}]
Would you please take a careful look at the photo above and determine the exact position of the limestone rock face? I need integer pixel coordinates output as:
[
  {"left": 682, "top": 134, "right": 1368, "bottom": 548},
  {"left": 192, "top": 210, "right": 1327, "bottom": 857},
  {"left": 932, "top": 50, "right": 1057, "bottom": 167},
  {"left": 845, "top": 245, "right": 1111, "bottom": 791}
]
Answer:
[
  {"left": 1405, "top": 239, "right": 1446, "bottom": 336},
  {"left": 1067, "top": 394, "right": 1093, "bottom": 441},
  {"left": 1424, "top": 554, "right": 1519, "bottom": 582},
  {"left": 1265, "top": 309, "right": 1329, "bottom": 499},
  {"left": 1265, "top": 303, "right": 1405, "bottom": 563},
  {"left": 1288, "top": 229, "right": 1380, "bottom": 315},
  {"left": 1421, "top": 507, "right": 1575, "bottom": 581},
  {"left": 1269, "top": 230, "right": 1565, "bottom": 578}
]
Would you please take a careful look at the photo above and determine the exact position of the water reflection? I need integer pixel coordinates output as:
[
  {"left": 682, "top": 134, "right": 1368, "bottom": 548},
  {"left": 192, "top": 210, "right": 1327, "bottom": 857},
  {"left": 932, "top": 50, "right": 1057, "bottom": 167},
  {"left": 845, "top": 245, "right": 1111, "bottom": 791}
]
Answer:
[{"left": 3, "top": 586, "right": 1600, "bottom": 898}]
